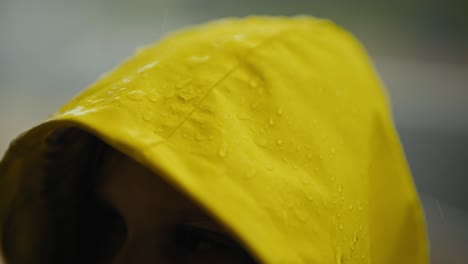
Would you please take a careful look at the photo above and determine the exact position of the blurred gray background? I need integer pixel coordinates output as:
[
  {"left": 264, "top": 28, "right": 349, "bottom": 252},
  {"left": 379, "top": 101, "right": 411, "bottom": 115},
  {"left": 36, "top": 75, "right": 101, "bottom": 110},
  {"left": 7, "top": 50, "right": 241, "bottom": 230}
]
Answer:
[{"left": 0, "top": 0, "right": 467, "bottom": 263}]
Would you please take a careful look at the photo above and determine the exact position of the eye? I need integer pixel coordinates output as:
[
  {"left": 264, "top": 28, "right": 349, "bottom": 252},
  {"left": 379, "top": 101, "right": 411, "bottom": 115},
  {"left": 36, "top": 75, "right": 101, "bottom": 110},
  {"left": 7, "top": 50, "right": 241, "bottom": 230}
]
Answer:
[
  {"left": 170, "top": 224, "right": 230, "bottom": 253},
  {"left": 98, "top": 204, "right": 127, "bottom": 247},
  {"left": 84, "top": 201, "right": 127, "bottom": 262},
  {"left": 166, "top": 223, "right": 258, "bottom": 263}
]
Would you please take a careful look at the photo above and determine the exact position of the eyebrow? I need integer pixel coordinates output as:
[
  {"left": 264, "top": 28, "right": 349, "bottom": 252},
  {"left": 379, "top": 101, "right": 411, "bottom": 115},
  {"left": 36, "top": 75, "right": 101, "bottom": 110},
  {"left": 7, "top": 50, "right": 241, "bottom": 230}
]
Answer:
[
  {"left": 176, "top": 216, "right": 228, "bottom": 234},
  {"left": 95, "top": 179, "right": 227, "bottom": 233}
]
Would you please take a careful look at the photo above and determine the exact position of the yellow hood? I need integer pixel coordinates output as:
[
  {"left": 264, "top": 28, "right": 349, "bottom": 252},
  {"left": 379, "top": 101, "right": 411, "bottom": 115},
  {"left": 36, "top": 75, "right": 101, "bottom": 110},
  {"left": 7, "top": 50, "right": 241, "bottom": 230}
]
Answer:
[{"left": 0, "top": 16, "right": 428, "bottom": 263}]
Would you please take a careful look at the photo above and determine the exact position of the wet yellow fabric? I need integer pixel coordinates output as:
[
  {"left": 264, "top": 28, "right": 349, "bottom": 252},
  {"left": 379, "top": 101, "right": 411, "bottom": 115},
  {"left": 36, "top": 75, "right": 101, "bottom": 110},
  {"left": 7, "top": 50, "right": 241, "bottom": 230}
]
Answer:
[{"left": 0, "top": 16, "right": 428, "bottom": 263}]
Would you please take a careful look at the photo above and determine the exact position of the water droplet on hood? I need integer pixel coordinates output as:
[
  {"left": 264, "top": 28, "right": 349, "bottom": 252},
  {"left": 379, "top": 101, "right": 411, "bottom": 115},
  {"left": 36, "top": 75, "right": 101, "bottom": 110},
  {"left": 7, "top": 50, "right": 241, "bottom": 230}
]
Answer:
[
  {"left": 147, "top": 89, "right": 161, "bottom": 102},
  {"left": 269, "top": 117, "right": 275, "bottom": 126},
  {"left": 122, "top": 77, "right": 132, "bottom": 83},
  {"left": 249, "top": 80, "right": 258, "bottom": 88},
  {"left": 233, "top": 33, "right": 246, "bottom": 41},
  {"left": 294, "top": 207, "right": 308, "bottom": 222},
  {"left": 318, "top": 197, "right": 326, "bottom": 207},
  {"left": 142, "top": 111, "right": 153, "bottom": 121},
  {"left": 255, "top": 138, "right": 268, "bottom": 148},
  {"left": 137, "top": 60, "right": 159, "bottom": 73},
  {"left": 218, "top": 142, "right": 229, "bottom": 157},
  {"left": 61, "top": 106, "right": 96, "bottom": 117},
  {"left": 301, "top": 174, "right": 311, "bottom": 185},
  {"left": 276, "top": 107, "right": 283, "bottom": 115},
  {"left": 336, "top": 250, "right": 343, "bottom": 264},
  {"left": 177, "top": 81, "right": 200, "bottom": 101},
  {"left": 276, "top": 139, "right": 283, "bottom": 145},
  {"left": 304, "top": 190, "right": 314, "bottom": 200},
  {"left": 126, "top": 90, "right": 147, "bottom": 101},
  {"left": 186, "top": 55, "right": 211, "bottom": 64},
  {"left": 250, "top": 101, "right": 260, "bottom": 110}
]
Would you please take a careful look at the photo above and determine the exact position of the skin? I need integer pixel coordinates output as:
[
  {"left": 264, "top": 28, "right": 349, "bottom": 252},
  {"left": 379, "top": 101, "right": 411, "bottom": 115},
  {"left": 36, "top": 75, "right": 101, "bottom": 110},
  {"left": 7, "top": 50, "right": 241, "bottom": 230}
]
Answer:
[{"left": 91, "top": 149, "right": 257, "bottom": 264}]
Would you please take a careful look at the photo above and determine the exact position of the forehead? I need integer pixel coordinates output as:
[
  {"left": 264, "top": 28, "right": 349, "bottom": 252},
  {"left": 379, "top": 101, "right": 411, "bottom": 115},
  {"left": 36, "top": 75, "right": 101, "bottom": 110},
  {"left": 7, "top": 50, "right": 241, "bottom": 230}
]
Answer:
[{"left": 97, "top": 149, "right": 208, "bottom": 225}]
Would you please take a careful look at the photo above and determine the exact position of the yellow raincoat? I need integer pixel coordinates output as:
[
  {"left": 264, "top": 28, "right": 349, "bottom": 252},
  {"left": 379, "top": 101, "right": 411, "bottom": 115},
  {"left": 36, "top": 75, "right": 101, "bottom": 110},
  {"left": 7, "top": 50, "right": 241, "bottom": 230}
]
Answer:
[{"left": 0, "top": 16, "right": 428, "bottom": 263}]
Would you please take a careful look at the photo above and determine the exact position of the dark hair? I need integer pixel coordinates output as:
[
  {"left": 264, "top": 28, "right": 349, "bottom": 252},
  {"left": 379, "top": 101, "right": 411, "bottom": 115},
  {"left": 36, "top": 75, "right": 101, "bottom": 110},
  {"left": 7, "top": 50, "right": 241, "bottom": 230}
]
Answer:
[{"left": 2, "top": 127, "right": 107, "bottom": 264}]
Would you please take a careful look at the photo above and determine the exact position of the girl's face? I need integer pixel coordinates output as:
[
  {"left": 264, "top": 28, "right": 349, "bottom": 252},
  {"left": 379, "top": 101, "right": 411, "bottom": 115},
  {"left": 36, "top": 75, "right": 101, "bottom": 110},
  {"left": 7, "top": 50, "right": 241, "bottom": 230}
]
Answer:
[{"left": 94, "top": 149, "right": 256, "bottom": 264}]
